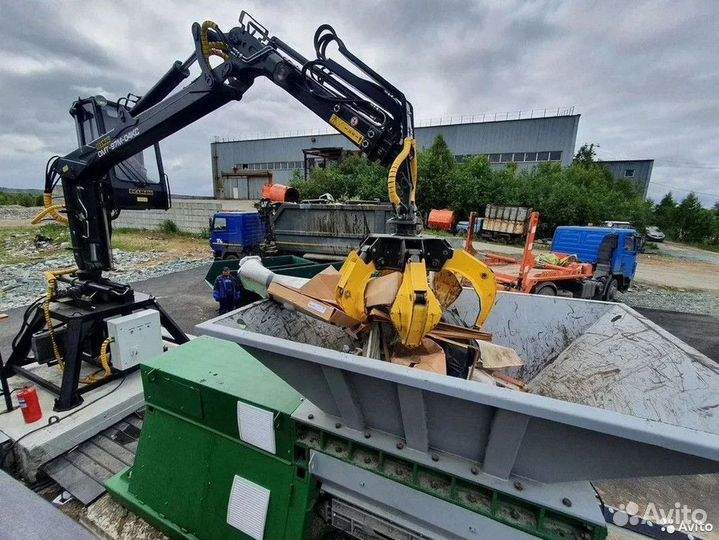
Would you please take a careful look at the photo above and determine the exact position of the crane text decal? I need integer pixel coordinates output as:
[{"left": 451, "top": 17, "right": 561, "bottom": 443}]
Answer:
[{"left": 97, "top": 128, "right": 140, "bottom": 158}]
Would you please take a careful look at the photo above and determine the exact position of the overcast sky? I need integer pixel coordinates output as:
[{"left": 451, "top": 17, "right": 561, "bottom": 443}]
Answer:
[{"left": 1, "top": 1, "right": 717, "bottom": 206}]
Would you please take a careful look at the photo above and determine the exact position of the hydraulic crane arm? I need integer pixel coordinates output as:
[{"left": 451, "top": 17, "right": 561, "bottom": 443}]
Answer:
[
  {"left": 49, "top": 12, "right": 416, "bottom": 276},
  {"left": 41, "top": 11, "right": 495, "bottom": 348}
]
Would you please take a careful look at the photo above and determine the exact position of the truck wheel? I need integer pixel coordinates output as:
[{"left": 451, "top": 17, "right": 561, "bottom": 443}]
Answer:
[
  {"left": 223, "top": 253, "right": 239, "bottom": 260},
  {"left": 534, "top": 284, "right": 557, "bottom": 296},
  {"left": 604, "top": 278, "right": 619, "bottom": 301}
]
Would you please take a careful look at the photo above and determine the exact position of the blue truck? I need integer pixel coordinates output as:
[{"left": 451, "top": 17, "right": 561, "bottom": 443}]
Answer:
[
  {"left": 551, "top": 225, "right": 641, "bottom": 300},
  {"left": 209, "top": 203, "right": 394, "bottom": 260},
  {"left": 209, "top": 212, "right": 266, "bottom": 260}
]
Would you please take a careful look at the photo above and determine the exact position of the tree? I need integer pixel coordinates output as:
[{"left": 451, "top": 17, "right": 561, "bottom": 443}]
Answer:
[
  {"left": 291, "top": 155, "right": 386, "bottom": 201},
  {"left": 416, "top": 134, "right": 456, "bottom": 215},
  {"left": 653, "top": 192, "right": 677, "bottom": 234},
  {"left": 573, "top": 143, "right": 599, "bottom": 167},
  {"left": 289, "top": 136, "right": 719, "bottom": 246},
  {"left": 675, "top": 192, "right": 710, "bottom": 242}
]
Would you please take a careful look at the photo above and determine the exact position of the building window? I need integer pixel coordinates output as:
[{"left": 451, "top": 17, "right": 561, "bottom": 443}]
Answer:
[
  {"left": 500, "top": 153, "right": 514, "bottom": 163},
  {"left": 537, "top": 151, "right": 550, "bottom": 161},
  {"left": 524, "top": 152, "right": 537, "bottom": 162},
  {"left": 549, "top": 151, "right": 562, "bottom": 161},
  {"left": 513, "top": 153, "right": 525, "bottom": 162},
  {"left": 489, "top": 154, "right": 500, "bottom": 163},
  {"left": 624, "top": 169, "right": 635, "bottom": 177}
]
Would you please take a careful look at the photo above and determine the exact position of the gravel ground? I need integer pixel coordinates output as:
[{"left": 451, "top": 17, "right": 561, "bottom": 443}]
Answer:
[
  {"left": 0, "top": 251, "right": 211, "bottom": 311},
  {"left": 622, "top": 282, "right": 719, "bottom": 318},
  {"left": 0, "top": 205, "right": 44, "bottom": 227}
]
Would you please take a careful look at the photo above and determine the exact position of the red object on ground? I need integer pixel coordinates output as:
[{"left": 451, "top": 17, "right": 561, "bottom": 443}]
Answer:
[
  {"left": 17, "top": 386, "right": 42, "bottom": 424},
  {"left": 262, "top": 183, "right": 300, "bottom": 203},
  {"left": 427, "top": 209, "right": 456, "bottom": 232}
]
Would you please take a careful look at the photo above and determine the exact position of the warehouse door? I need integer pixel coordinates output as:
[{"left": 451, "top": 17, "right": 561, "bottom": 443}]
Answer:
[
  {"left": 222, "top": 176, "right": 249, "bottom": 199},
  {"left": 248, "top": 178, "right": 266, "bottom": 200}
]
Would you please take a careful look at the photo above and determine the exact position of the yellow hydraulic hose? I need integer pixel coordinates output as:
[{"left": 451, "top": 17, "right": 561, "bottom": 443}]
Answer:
[
  {"left": 42, "top": 268, "right": 78, "bottom": 370},
  {"left": 387, "top": 137, "right": 416, "bottom": 208},
  {"left": 80, "top": 338, "right": 115, "bottom": 384},
  {"left": 201, "top": 21, "right": 229, "bottom": 62},
  {"left": 32, "top": 193, "right": 68, "bottom": 225},
  {"left": 99, "top": 337, "right": 113, "bottom": 376},
  {"left": 82, "top": 337, "right": 114, "bottom": 384}
]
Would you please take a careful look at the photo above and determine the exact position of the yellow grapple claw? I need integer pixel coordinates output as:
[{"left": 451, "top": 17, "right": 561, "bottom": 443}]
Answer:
[
  {"left": 440, "top": 249, "right": 497, "bottom": 327},
  {"left": 390, "top": 260, "right": 443, "bottom": 348},
  {"left": 336, "top": 251, "right": 376, "bottom": 322}
]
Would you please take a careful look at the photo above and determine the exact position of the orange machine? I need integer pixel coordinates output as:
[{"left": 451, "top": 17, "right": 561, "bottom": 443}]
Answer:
[
  {"left": 261, "top": 183, "right": 300, "bottom": 203},
  {"left": 465, "top": 211, "right": 594, "bottom": 295},
  {"left": 427, "top": 209, "right": 456, "bottom": 232}
]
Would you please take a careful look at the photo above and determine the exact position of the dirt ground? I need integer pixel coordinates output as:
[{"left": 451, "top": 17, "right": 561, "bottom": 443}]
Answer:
[
  {"left": 451, "top": 237, "right": 719, "bottom": 291},
  {"left": 635, "top": 257, "right": 718, "bottom": 290}
]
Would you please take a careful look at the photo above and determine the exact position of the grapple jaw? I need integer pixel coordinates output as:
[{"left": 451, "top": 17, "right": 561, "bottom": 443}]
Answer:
[
  {"left": 336, "top": 235, "right": 497, "bottom": 347},
  {"left": 390, "top": 260, "right": 443, "bottom": 347}
]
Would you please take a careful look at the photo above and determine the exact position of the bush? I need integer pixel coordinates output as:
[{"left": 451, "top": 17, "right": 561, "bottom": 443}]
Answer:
[
  {"left": 292, "top": 135, "right": 717, "bottom": 243},
  {"left": 158, "top": 219, "right": 180, "bottom": 234},
  {"left": 0, "top": 191, "right": 44, "bottom": 207},
  {"left": 652, "top": 192, "right": 719, "bottom": 246},
  {"left": 291, "top": 155, "right": 387, "bottom": 201}
]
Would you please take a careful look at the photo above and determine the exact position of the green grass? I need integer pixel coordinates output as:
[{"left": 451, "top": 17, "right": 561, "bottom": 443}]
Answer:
[
  {"left": 0, "top": 223, "right": 72, "bottom": 264},
  {"left": 423, "top": 229, "right": 459, "bottom": 238},
  {"left": 0, "top": 221, "right": 209, "bottom": 263},
  {"left": 158, "top": 219, "right": 179, "bottom": 234}
]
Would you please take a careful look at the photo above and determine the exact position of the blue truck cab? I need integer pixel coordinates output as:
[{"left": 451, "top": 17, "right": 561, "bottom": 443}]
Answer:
[
  {"left": 551, "top": 226, "right": 641, "bottom": 300},
  {"left": 209, "top": 211, "right": 266, "bottom": 259}
]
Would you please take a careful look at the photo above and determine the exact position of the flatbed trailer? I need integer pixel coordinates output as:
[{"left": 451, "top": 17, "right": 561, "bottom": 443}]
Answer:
[
  {"left": 481, "top": 205, "right": 533, "bottom": 243},
  {"left": 467, "top": 212, "right": 632, "bottom": 300}
]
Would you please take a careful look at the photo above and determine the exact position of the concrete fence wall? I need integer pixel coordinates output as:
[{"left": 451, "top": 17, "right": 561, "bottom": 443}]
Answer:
[{"left": 114, "top": 199, "right": 224, "bottom": 233}]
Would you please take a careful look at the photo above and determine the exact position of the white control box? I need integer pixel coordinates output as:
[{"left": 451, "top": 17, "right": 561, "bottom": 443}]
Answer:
[{"left": 106, "top": 309, "right": 163, "bottom": 371}]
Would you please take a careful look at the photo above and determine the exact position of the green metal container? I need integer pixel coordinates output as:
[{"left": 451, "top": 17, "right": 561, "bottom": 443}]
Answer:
[
  {"left": 106, "top": 337, "right": 317, "bottom": 540},
  {"left": 204, "top": 256, "right": 341, "bottom": 288}
]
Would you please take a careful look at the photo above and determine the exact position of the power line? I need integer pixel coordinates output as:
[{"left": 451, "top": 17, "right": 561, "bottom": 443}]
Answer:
[
  {"left": 597, "top": 148, "right": 719, "bottom": 170},
  {"left": 649, "top": 181, "right": 719, "bottom": 199},
  {"left": 653, "top": 162, "right": 719, "bottom": 170}
]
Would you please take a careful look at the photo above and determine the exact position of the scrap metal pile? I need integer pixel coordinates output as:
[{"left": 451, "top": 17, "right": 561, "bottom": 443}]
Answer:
[{"left": 237, "top": 257, "right": 526, "bottom": 389}]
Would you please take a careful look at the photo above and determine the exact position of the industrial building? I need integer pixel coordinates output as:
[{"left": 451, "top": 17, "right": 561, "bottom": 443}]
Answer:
[
  {"left": 210, "top": 107, "right": 653, "bottom": 199},
  {"left": 598, "top": 159, "right": 654, "bottom": 198},
  {"left": 211, "top": 108, "right": 580, "bottom": 196}
]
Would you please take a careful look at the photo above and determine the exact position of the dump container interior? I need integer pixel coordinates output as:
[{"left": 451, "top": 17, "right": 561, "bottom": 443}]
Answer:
[{"left": 208, "top": 291, "right": 718, "bottom": 436}]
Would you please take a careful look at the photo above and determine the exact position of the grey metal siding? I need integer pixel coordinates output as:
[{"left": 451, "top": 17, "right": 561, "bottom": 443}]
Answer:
[
  {"left": 211, "top": 115, "right": 581, "bottom": 194},
  {"left": 597, "top": 160, "right": 654, "bottom": 198}
]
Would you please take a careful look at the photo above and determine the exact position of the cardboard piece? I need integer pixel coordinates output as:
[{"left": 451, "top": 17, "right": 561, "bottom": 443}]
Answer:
[
  {"left": 476, "top": 341, "right": 524, "bottom": 370},
  {"left": 391, "top": 338, "right": 446, "bottom": 375},
  {"left": 365, "top": 272, "right": 402, "bottom": 308},
  {"left": 268, "top": 281, "right": 360, "bottom": 328},
  {"left": 470, "top": 368, "right": 497, "bottom": 386},
  {"left": 299, "top": 266, "right": 341, "bottom": 306}
]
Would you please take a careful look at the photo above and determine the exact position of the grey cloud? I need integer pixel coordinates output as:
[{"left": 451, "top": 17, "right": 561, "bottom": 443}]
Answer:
[{"left": 0, "top": 0, "right": 716, "bottom": 205}]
